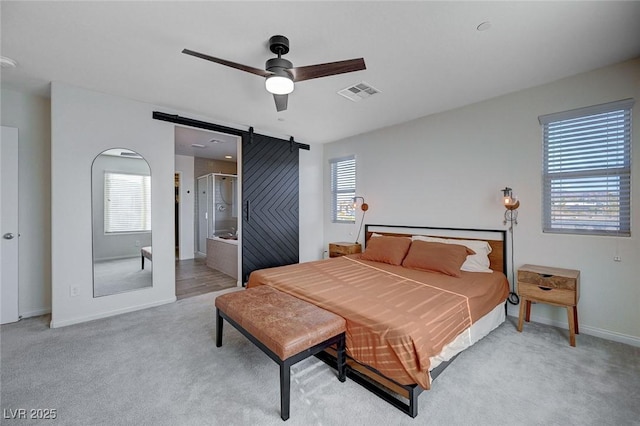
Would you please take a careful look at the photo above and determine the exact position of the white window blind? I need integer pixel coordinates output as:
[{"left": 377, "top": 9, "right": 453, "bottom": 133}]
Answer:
[
  {"left": 539, "top": 98, "right": 633, "bottom": 236},
  {"left": 104, "top": 172, "right": 151, "bottom": 233},
  {"left": 330, "top": 156, "right": 356, "bottom": 223}
]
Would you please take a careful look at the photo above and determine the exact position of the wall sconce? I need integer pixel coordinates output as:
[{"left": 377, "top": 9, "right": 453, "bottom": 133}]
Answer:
[
  {"left": 352, "top": 196, "right": 369, "bottom": 212},
  {"left": 501, "top": 187, "right": 519, "bottom": 228},
  {"left": 353, "top": 196, "right": 369, "bottom": 244}
]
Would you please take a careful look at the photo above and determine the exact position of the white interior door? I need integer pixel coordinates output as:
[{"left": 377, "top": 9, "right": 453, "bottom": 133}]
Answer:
[{"left": 1, "top": 126, "right": 19, "bottom": 324}]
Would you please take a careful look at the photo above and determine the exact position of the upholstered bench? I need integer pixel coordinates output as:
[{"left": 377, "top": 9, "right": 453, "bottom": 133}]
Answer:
[
  {"left": 215, "top": 286, "right": 346, "bottom": 421},
  {"left": 141, "top": 246, "right": 152, "bottom": 270}
]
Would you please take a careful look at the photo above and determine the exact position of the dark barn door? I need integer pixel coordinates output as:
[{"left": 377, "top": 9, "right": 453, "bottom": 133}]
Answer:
[{"left": 242, "top": 133, "right": 299, "bottom": 283}]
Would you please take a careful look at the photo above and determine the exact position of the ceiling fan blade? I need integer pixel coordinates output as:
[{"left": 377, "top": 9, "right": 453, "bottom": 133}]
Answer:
[
  {"left": 289, "top": 58, "right": 366, "bottom": 82},
  {"left": 182, "top": 49, "right": 271, "bottom": 77},
  {"left": 273, "top": 94, "right": 288, "bottom": 112}
]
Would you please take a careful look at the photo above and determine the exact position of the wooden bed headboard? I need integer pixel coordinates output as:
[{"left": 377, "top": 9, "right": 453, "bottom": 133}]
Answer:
[{"left": 364, "top": 224, "right": 507, "bottom": 274}]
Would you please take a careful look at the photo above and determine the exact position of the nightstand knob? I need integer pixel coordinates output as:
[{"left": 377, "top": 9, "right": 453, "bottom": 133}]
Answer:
[
  {"left": 539, "top": 273, "right": 553, "bottom": 278},
  {"left": 538, "top": 286, "right": 553, "bottom": 291}
]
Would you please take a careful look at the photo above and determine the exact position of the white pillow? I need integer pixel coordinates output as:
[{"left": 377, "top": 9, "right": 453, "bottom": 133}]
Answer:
[
  {"left": 412, "top": 235, "right": 448, "bottom": 244},
  {"left": 411, "top": 235, "right": 493, "bottom": 273}
]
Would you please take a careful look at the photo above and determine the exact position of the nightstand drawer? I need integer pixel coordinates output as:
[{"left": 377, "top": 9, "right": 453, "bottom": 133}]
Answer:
[
  {"left": 329, "top": 242, "right": 361, "bottom": 258},
  {"left": 518, "top": 282, "right": 577, "bottom": 306},
  {"left": 517, "top": 270, "right": 577, "bottom": 291}
]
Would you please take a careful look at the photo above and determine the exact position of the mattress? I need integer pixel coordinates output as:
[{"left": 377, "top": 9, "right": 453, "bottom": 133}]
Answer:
[{"left": 430, "top": 301, "right": 505, "bottom": 373}]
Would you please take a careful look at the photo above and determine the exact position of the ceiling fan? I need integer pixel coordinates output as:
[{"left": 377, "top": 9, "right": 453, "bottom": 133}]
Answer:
[{"left": 182, "top": 35, "right": 366, "bottom": 112}]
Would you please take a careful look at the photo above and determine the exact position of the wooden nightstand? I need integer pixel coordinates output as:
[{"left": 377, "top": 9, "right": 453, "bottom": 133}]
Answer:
[
  {"left": 329, "top": 242, "right": 362, "bottom": 258},
  {"left": 517, "top": 264, "right": 580, "bottom": 346}
]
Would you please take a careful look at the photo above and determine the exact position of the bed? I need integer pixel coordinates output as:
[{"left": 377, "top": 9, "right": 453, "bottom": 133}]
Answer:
[{"left": 246, "top": 225, "right": 509, "bottom": 417}]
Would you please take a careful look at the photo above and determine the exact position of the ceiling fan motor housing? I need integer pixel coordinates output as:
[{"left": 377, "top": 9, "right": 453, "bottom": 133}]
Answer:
[{"left": 266, "top": 57, "right": 293, "bottom": 78}]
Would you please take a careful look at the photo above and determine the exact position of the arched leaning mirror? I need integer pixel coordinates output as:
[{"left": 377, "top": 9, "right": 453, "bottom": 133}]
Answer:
[{"left": 92, "top": 148, "right": 152, "bottom": 297}]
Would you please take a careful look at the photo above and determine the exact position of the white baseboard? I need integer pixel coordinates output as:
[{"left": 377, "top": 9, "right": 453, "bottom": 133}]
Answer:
[
  {"left": 578, "top": 324, "right": 640, "bottom": 348},
  {"left": 49, "top": 297, "right": 177, "bottom": 328},
  {"left": 20, "top": 307, "right": 51, "bottom": 319},
  {"left": 507, "top": 313, "right": 640, "bottom": 348}
]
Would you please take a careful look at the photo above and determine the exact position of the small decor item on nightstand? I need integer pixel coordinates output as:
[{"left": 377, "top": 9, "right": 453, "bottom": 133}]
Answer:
[
  {"left": 517, "top": 264, "right": 580, "bottom": 347},
  {"left": 329, "top": 242, "right": 362, "bottom": 258}
]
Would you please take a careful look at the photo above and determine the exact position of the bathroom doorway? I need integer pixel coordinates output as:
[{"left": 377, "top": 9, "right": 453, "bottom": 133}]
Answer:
[{"left": 174, "top": 125, "right": 241, "bottom": 299}]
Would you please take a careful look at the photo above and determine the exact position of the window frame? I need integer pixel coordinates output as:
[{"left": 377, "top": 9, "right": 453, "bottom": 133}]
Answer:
[
  {"left": 329, "top": 155, "right": 356, "bottom": 224},
  {"left": 539, "top": 98, "right": 633, "bottom": 237}
]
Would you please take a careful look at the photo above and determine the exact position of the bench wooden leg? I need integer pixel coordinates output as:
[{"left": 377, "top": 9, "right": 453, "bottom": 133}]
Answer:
[
  {"left": 215, "top": 308, "right": 223, "bottom": 348},
  {"left": 280, "top": 361, "right": 291, "bottom": 421}
]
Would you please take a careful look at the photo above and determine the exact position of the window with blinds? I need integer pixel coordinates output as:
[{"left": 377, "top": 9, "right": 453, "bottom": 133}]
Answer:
[
  {"left": 330, "top": 156, "right": 356, "bottom": 223},
  {"left": 104, "top": 172, "right": 151, "bottom": 233},
  {"left": 539, "top": 99, "right": 633, "bottom": 236}
]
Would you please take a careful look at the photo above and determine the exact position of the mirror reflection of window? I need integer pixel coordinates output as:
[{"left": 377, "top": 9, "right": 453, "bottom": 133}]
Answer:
[
  {"left": 92, "top": 149, "right": 152, "bottom": 297},
  {"left": 104, "top": 172, "right": 151, "bottom": 233}
]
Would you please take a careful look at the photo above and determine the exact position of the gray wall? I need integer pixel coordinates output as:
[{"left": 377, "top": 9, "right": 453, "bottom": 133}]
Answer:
[{"left": 51, "top": 82, "right": 176, "bottom": 327}]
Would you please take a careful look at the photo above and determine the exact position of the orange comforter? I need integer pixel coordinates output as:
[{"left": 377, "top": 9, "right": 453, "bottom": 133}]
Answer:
[{"left": 247, "top": 255, "right": 509, "bottom": 389}]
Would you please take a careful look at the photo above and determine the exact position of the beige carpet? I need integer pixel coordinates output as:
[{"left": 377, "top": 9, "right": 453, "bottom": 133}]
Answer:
[{"left": 1, "top": 288, "right": 639, "bottom": 425}]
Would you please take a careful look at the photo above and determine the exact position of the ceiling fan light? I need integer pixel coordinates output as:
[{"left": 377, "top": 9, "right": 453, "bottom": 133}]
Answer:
[{"left": 265, "top": 75, "right": 294, "bottom": 95}]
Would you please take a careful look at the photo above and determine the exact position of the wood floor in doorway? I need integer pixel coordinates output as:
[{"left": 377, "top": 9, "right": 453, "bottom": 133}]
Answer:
[{"left": 175, "top": 258, "right": 237, "bottom": 300}]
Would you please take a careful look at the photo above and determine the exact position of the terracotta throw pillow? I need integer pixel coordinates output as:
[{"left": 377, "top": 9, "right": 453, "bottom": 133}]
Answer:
[
  {"left": 360, "top": 236, "right": 412, "bottom": 266},
  {"left": 402, "top": 240, "right": 475, "bottom": 277}
]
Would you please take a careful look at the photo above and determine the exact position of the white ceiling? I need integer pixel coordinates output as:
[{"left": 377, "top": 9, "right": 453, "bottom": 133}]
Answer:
[{"left": 2, "top": 1, "right": 640, "bottom": 146}]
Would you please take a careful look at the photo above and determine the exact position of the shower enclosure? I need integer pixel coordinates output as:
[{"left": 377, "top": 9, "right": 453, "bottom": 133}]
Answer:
[{"left": 196, "top": 173, "right": 238, "bottom": 255}]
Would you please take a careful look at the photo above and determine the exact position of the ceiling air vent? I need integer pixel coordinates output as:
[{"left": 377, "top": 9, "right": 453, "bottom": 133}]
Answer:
[{"left": 338, "top": 82, "right": 380, "bottom": 102}]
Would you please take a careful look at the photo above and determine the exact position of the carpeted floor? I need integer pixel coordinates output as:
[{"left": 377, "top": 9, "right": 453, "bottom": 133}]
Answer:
[{"left": 1, "top": 289, "right": 638, "bottom": 426}]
